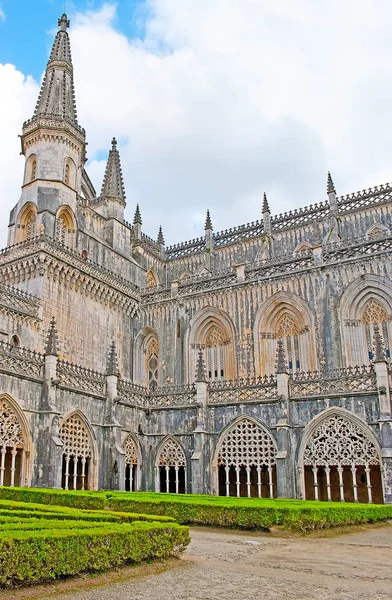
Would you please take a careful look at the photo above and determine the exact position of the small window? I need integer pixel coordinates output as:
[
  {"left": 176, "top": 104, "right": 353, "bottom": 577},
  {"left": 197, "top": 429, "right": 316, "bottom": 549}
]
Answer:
[{"left": 10, "top": 335, "right": 20, "bottom": 348}]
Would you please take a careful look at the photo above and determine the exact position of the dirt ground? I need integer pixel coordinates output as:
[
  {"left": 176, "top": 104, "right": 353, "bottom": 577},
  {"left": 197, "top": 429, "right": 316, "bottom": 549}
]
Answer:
[{"left": 2, "top": 522, "right": 392, "bottom": 600}]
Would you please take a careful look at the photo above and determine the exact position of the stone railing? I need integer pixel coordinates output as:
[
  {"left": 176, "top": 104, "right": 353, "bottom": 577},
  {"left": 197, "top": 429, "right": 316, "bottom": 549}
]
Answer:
[
  {"left": 117, "top": 379, "right": 148, "bottom": 406},
  {"left": 57, "top": 360, "right": 106, "bottom": 397},
  {"left": 289, "top": 365, "right": 377, "bottom": 398},
  {"left": 0, "top": 282, "right": 40, "bottom": 318},
  {"left": 148, "top": 384, "right": 197, "bottom": 407},
  {"left": 0, "top": 341, "right": 44, "bottom": 380},
  {"left": 208, "top": 375, "right": 278, "bottom": 404}
]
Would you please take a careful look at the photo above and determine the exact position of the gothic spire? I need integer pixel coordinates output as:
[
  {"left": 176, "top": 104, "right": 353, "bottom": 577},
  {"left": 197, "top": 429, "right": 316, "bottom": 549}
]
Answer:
[
  {"left": 205, "top": 209, "right": 213, "bottom": 231},
  {"left": 262, "top": 192, "right": 270, "bottom": 214},
  {"left": 33, "top": 14, "right": 79, "bottom": 125},
  {"left": 45, "top": 317, "right": 58, "bottom": 356},
  {"left": 133, "top": 204, "right": 142, "bottom": 225},
  {"left": 327, "top": 171, "right": 336, "bottom": 195},
  {"left": 100, "top": 138, "right": 126, "bottom": 201},
  {"left": 106, "top": 341, "right": 118, "bottom": 376},
  {"left": 157, "top": 225, "right": 165, "bottom": 245},
  {"left": 195, "top": 348, "right": 207, "bottom": 382},
  {"left": 276, "top": 339, "right": 288, "bottom": 374}
]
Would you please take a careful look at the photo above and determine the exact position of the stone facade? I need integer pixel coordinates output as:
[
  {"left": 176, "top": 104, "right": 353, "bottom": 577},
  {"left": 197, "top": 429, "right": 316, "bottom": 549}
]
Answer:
[{"left": 0, "top": 15, "right": 391, "bottom": 503}]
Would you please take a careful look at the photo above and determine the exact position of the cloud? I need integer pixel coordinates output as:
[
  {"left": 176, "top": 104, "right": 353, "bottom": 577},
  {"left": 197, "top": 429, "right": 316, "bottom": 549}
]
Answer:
[
  {"left": 1, "top": 1, "right": 392, "bottom": 246},
  {"left": 0, "top": 7, "right": 5, "bottom": 23}
]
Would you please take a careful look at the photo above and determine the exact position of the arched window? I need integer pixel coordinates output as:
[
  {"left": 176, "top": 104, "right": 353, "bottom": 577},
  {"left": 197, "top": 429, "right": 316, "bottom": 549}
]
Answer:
[
  {"left": 157, "top": 437, "right": 186, "bottom": 493},
  {"left": 0, "top": 398, "right": 25, "bottom": 487},
  {"left": 55, "top": 207, "right": 75, "bottom": 246},
  {"left": 25, "top": 154, "right": 37, "bottom": 184},
  {"left": 188, "top": 308, "right": 236, "bottom": 382},
  {"left": 302, "top": 413, "right": 382, "bottom": 503},
  {"left": 362, "top": 299, "right": 390, "bottom": 359},
  {"left": 146, "top": 336, "right": 159, "bottom": 391},
  {"left": 59, "top": 413, "right": 93, "bottom": 490},
  {"left": 205, "top": 324, "right": 227, "bottom": 380},
  {"left": 216, "top": 418, "right": 277, "bottom": 498},
  {"left": 17, "top": 204, "right": 37, "bottom": 242},
  {"left": 276, "top": 314, "right": 301, "bottom": 372},
  {"left": 124, "top": 435, "right": 138, "bottom": 492},
  {"left": 9, "top": 335, "right": 21, "bottom": 349},
  {"left": 64, "top": 157, "right": 76, "bottom": 188}
]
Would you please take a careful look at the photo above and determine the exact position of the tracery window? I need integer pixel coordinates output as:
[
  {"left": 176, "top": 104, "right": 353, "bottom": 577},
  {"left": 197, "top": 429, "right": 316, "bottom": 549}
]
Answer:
[
  {"left": 59, "top": 414, "right": 92, "bottom": 491},
  {"left": 31, "top": 160, "right": 37, "bottom": 181},
  {"left": 303, "top": 414, "right": 382, "bottom": 503},
  {"left": 146, "top": 337, "right": 159, "bottom": 391},
  {"left": 205, "top": 325, "right": 227, "bottom": 380},
  {"left": 55, "top": 208, "right": 74, "bottom": 246},
  {"left": 157, "top": 438, "right": 186, "bottom": 494},
  {"left": 217, "top": 418, "right": 277, "bottom": 498},
  {"left": 0, "top": 399, "right": 24, "bottom": 487},
  {"left": 124, "top": 435, "right": 138, "bottom": 492},
  {"left": 276, "top": 314, "right": 300, "bottom": 372},
  {"left": 18, "top": 206, "right": 37, "bottom": 242},
  {"left": 362, "top": 299, "right": 390, "bottom": 359},
  {"left": 64, "top": 163, "right": 70, "bottom": 185}
]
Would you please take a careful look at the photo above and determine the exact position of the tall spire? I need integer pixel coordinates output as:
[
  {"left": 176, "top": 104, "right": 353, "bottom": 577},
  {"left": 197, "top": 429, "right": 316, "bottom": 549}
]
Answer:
[
  {"left": 33, "top": 14, "right": 79, "bottom": 125},
  {"left": 106, "top": 341, "right": 119, "bottom": 376},
  {"left": 205, "top": 209, "right": 213, "bottom": 231},
  {"left": 101, "top": 138, "right": 126, "bottom": 202},
  {"left": 157, "top": 225, "right": 165, "bottom": 245},
  {"left": 45, "top": 317, "right": 58, "bottom": 356},
  {"left": 195, "top": 348, "right": 207, "bottom": 382},
  {"left": 262, "top": 192, "right": 270, "bottom": 214},
  {"left": 327, "top": 171, "right": 336, "bottom": 195},
  {"left": 133, "top": 204, "right": 142, "bottom": 225}
]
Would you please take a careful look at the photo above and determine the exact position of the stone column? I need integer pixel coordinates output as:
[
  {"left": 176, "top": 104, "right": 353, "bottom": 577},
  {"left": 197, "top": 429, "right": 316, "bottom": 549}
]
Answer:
[{"left": 275, "top": 339, "right": 293, "bottom": 498}]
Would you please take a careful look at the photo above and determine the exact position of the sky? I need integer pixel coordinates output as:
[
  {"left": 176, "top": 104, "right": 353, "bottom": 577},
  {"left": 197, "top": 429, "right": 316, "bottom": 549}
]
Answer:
[{"left": 1, "top": 0, "right": 392, "bottom": 246}]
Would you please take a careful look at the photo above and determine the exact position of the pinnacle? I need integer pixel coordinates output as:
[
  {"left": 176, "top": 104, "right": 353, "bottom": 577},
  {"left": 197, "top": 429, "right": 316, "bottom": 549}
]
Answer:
[
  {"left": 205, "top": 209, "right": 213, "bottom": 231},
  {"left": 100, "top": 138, "right": 126, "bottom": 200},
  {"left": 157, "top": 226, "right": 165, "bottom": 245},
  {"left": 58, "top": 14, "right": 70, "bottom": 31},
  {"left": 195, "top": 347, "right": 207, "bottom": 382},
  {"left": 262, "top": 192, "right": 270, "bottom": 214},
  {"left": 133, "top": 204, "right": 142, "bottom": 225},
  {"left": 45, "top": 316, "right": 58, "bottom": 356},
  {"left": 107, "top": 341, "right": 118, "bottom": 376},
  {"left": 276, "top": 339, "right": 288, "bottom": 374},
  {"left": 327, "top": 171, "right": 336, "bottom": 195},
  {"left": 373, "top": 323, "right": 385, "bottom": 362}
]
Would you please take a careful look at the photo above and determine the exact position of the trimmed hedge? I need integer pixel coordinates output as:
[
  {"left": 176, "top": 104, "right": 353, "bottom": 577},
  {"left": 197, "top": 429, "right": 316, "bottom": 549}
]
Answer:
[
  {"left": 0, "top": 487, "right": 391, "bottom": 531},
  {"left": 0, "top": 521, "right": 190, "bottom": 586}
]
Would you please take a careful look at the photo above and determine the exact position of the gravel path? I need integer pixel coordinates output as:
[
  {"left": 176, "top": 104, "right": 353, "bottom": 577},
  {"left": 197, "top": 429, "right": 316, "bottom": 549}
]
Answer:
[{"left": 4, "top": 523, "right": 392, "bottom": 600}]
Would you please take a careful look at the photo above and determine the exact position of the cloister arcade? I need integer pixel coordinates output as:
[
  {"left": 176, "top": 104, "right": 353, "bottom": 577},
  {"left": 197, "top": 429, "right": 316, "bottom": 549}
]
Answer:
[
  {"left": 0, "top": 395, "right": 31, "bottom": 488},
  {"left": 156, "top": 436, "right": 187, "bottom": 494},
  {"left": 59, "top": 412, "right": 95, "bottom": 491}
]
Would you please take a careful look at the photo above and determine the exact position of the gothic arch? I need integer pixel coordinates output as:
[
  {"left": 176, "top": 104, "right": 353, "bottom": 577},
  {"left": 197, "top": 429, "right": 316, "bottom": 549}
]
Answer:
[
  {"left": 16, "top": 202, "right": 37, "bottom": 242},
  {"left": 134, "top": 327, "right": 160, "bottom": 389},
  {"left": 298, "top": 408, "right": 383, "bottom": 503},
  {"left": 55, "top": 205, "right": 77, "bottom": 246},
  {"left": 186, "top": 306, "right": 237, "bottom": 383},
  {"left": 294, "top": 241, "right": 312, "bottom": 256},
  {"left": 339, "top": 274, "right": 392, "bottom": 366},
  {"left": 212, "top": 416, "right": 277, "bottom": 498},
  {"left": 59, "top": 410, "right": 98, "bottom": 491},
  {"left": 253, "top": 291, "right": 317, "bottom": 376},
  {"left": 0, "top": 393, "right": 33, "bottom": 488},
  {"left": 155, "top": 435, "right": 187, "bottom": 493},
  {"left": 123, "top": 433, "right": 142, "bottom": 491},
  {"left": 146, "top": 268, "right": 158, "bottom": 288}
]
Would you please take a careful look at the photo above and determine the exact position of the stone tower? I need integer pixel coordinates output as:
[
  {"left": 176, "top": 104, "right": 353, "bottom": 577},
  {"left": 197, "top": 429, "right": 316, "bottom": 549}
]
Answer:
[{"left": 8, "top": 14, "right": 87, "bottom": 246}]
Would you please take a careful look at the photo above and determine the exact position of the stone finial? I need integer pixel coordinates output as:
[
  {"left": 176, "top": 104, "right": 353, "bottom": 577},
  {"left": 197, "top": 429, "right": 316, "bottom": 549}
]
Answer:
[
  {"left": 45, "top": 317, "right": 58, "bottom": 356},
  {"left": 107, "top": 341, "right": 118, "bottom": 376},
  {"left": 262, "top": 192, "right": 270, "bottom": 214},
  {"left": 58, "top": 13, "right": 70, "bottom": 31},
  {"left": 100, "top": 137, "right": 126, "bottom": 201},
  {"left": 373, "top": 324, "right": 386, "bottom": 362},
  {"left": 195, "top": 348, "right": 207, "bottom": 382},
  {"left": 327, "top": 171, "right": 336, "bottom": 195},
  {"left": 133, "top": 204, "right": 142, "bottom": 225},
  {"left": 205, "top": 209, "right": 213, "bottom": 231},
  {"left": 157, "top": 225, "right": 165, "bottom": 245},
  {"left": 276, "top": 339, "right": 288, "bottom": 374}
]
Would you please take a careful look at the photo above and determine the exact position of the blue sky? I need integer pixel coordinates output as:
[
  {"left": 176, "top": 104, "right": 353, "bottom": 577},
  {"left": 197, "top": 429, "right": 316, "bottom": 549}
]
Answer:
[
  {"left": 0, "top": 1, "right": 147, "bottom": 79},
  {"left": 1, "top": 1, "right": 392, "bottom": 246}
]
